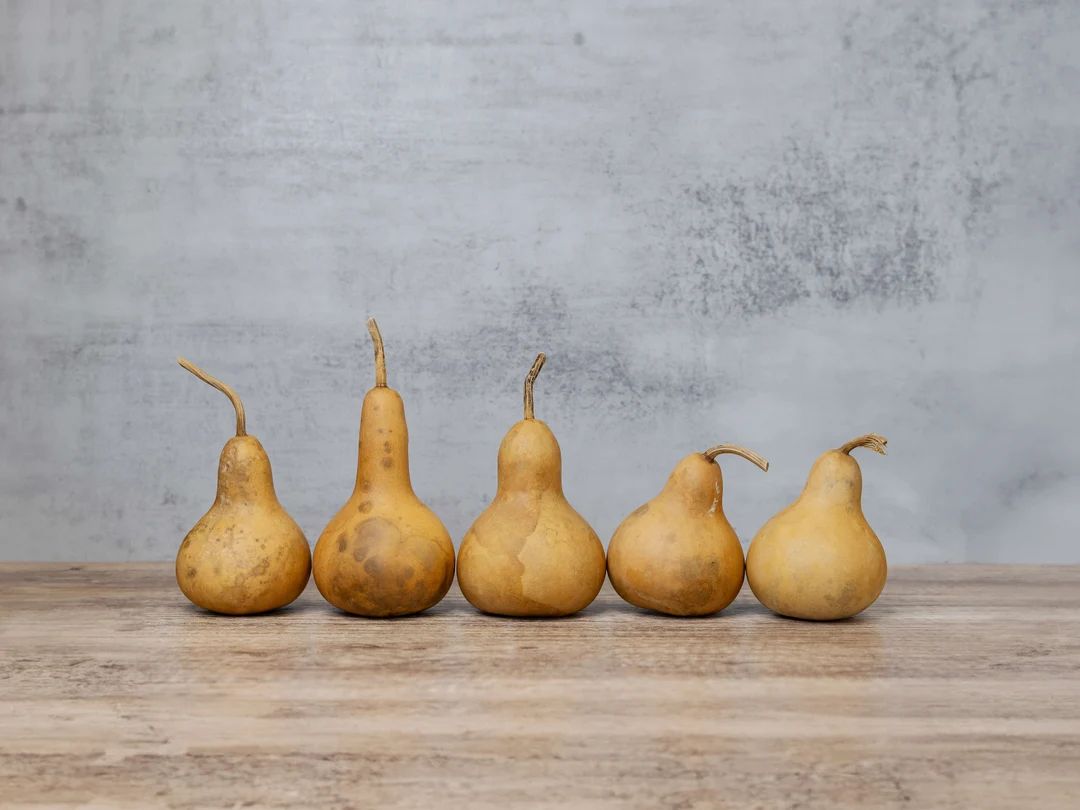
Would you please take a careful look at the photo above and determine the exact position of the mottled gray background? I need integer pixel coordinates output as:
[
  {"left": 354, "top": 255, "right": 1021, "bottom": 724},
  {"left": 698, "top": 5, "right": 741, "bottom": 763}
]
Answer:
[{"left": 2, "top": 1, "right": 1078, "bottom": 563}]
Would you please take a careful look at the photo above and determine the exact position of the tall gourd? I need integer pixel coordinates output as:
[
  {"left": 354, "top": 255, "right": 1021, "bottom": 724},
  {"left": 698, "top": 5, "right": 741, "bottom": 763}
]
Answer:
[{"left": 312, "top": 319, "right": 455, "bottom": 616}]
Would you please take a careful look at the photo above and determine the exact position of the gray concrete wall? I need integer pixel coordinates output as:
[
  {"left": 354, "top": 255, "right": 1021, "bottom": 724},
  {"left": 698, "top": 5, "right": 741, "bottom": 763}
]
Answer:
[{"left": 2, "top": 1, "right": 1078, "bottom": 563}]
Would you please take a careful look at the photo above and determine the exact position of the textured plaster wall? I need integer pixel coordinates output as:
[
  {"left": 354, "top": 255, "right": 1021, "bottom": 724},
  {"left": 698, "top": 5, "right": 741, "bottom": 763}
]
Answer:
[{"left": 1, "top": 1, "right": 1078, "bottom": 562}]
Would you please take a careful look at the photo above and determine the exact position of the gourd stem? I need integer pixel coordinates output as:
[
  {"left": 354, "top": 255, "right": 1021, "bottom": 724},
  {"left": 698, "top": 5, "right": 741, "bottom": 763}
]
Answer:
[
  {"left": 523, "top": 353, "right": 546, "bottom": 420},
  {"left": 703, "top": 444, "right": 769, "bottom": 472},
  {"left": 177, "top": 357, "right": 246, "bottom": 436},
  {"left": 367, "top": 318, "right": 387, "bottom": 388},
  {"left": 838, "top": 433, "right": 888, "bottom": 456}
]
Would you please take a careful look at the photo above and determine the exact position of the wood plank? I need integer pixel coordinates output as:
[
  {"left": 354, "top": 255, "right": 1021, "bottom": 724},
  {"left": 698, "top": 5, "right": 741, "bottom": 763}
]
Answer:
[{"left": 2, "top": 564, "right": 1079, "bottom": 808}]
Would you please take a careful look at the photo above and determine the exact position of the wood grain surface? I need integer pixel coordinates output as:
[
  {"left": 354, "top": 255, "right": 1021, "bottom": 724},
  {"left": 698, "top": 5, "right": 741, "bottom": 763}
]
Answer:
[{"left": 2, "top": 564, "right": 1079, "bottom": 809}]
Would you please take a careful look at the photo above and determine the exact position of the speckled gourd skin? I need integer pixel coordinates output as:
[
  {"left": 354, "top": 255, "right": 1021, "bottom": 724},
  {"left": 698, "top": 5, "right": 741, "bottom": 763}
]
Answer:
[
  {"left": 313, "top": 386, "right": 455, "bottom": 617},
  {"left": 177, "top": 435, "right": 311, "bottom": 615},
  {"left": 458, "top": 418, "right": 606, "bottom": 617},
  {"left": 747, "top": 445, "right": 887, "bottom": 621},
  {"left": 607, "top": 453, "right": 745, "bottom": 616}
]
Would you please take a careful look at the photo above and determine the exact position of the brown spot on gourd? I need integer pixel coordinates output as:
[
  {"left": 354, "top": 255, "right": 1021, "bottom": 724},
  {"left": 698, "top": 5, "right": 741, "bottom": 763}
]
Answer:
[
  {"left": 383, "top": 440, "right": 391, "bottom": 453},
  {"left": 356, "top": 501, "right": 373, "bottom": 514},
  {"left": 361, "top": 480, "right": 372, "bottom": 492},
  {"left": 364, "top": 557, "right": 383, "bottom": 577},
  {"left": 186, "top": 567, "right": 197, "bottom": 579},
  {"left": 337, "top": 536, "right": 347, "bottom": 552},
  {"left": 381, "top": 457, "right": 393, "bottom": 469},
  {"left": 354, "top": 517, "right": 401, "bottom": 548},
  {"left": 632, "top": 503, "right": 650, "bottom": 518},
  {"left": 828, "top": 581, "right": 859, "bottom": 610}
]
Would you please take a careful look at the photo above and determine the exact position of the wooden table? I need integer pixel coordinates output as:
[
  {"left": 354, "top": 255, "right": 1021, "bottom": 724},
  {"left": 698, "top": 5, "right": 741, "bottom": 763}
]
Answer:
[{"left": 1, "top": 564, "right": 1078, "bottom": 808}]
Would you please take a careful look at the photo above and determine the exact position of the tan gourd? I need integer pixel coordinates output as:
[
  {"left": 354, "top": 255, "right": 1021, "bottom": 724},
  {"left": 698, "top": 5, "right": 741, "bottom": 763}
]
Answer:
[
  {"left": 607, "top": 444, "right": 769, "bottom": 616},
  {"left": 312, "top": 319, "right": 455, "bottom": 617},
  {"left": 457, "top": 354, "right": 606, "bottom": 617},
  {"left": 746, "top": 433, "right": 888, "bottom": 620},
  {"left": 175, "top": 358, "right": 311, "bottom": 615}
]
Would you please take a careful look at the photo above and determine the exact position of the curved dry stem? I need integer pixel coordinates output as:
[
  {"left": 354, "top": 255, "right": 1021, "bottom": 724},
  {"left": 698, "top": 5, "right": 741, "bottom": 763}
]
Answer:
[
  {"left": 177, "top": 357, "right": 246, "bottom": 436},
  {"left": 838, "top": 433, "right": 888, "bottom": 456},
  {"left": 703, "top": 444, "right": 769, "bottom": 472},
  {"left": 367, "top": 318, "right": 387, "bottom": 387},
  {"left": 523, "top": 353, "right": 546, "bottom": 420}
]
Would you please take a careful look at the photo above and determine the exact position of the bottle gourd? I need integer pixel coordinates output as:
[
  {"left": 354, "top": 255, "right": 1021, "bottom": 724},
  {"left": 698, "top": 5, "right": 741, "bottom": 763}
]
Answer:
[
  {"left": 746, "top": 433, "right": 888, "bottom": 620},
  {"left": 457, "top": 354, "right": 606, "bottom": 617},
  {"left": 607, "top": 444, "right": 768, "bottom": 616},
  {"left": 312, "top": 319, "right": 455, "bottom": 616},
  {"left": 175, "top": 358, "right": 311, "bottom": 614}
]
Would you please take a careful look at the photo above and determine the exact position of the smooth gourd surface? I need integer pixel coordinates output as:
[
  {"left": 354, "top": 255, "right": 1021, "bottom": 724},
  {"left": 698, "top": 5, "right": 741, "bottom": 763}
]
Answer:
[
  {"left": 607, "top": 453, "right": 745, "bottom": 616},
  {"left": 177, "top": 435, "right": 311, "bottom": 615},
  {"left": 458, "top": 418, "right": 606, "bottom": 617},
  {"left": 313, "top": 386, "right": 455, "bottom": 617},
  {"left": 746, "top": 447, "right": 887, "bottom": 621}
]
